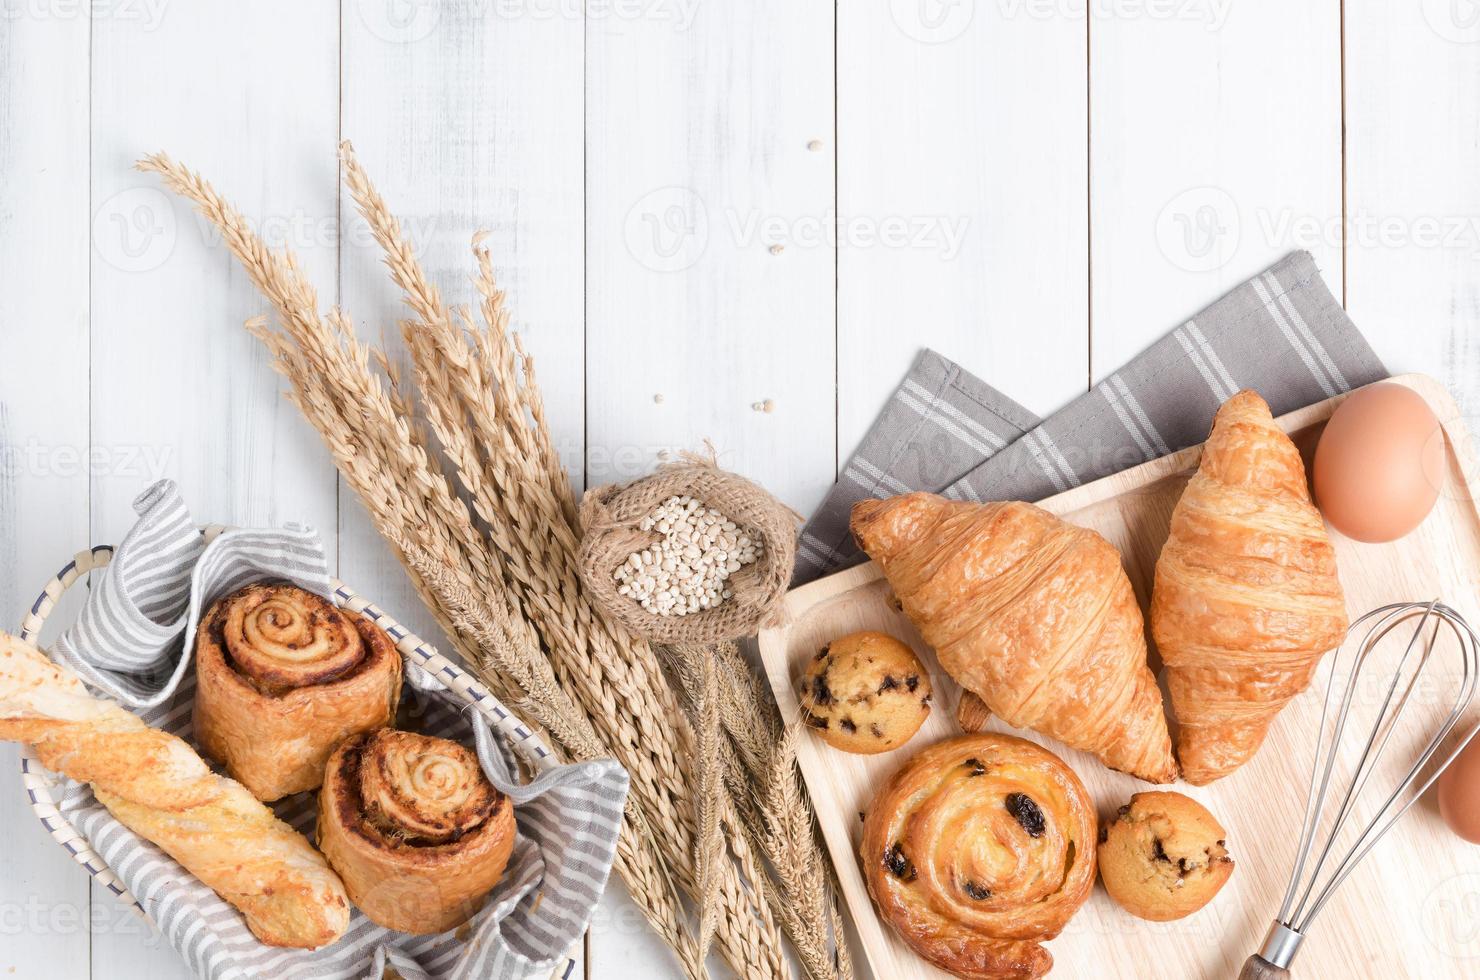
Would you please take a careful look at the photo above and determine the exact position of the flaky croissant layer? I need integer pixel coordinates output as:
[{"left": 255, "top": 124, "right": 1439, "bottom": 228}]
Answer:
[
  {"left": 1152, "top": 390, "right": 1348, "bottom": 785},
  {"left": 0, "top": 633, "right": 350, "bottom": 949},
  {"left": 853, "top": 493, "right": 1178, "bottom": 784}
]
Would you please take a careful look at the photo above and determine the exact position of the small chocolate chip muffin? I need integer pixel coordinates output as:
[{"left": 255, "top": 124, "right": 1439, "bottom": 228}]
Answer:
[
  {"left": 798, "top": 631, "right": 931, "bottom": 754},
  {"left": 1098, "top": 791, "right": 1234, "bottom": 921}
]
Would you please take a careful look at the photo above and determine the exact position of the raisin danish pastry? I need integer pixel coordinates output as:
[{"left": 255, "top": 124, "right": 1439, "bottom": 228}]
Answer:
[{"left": 861, "top": 734, "right": 1097, "bottom": 979}]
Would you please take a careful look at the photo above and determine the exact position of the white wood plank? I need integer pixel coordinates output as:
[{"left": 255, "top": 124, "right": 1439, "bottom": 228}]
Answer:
[
  {"left": 88, "top": 3, "right": 341, "bottom": 533},
  {"left": 88, "top": 4, "right": 341, "bottom": 977},
  {"left": 0, "top": 9, "right": 93, "bottom": 980},
  {"left": 339, "top": 8, "right": 588, "bottom": 976},
  {"left": 585, "top": 0, "right": 836, "bottom": 516},
  {"left": 589, "top": 885, "right": 680, "bottom": 979},
  {"left": 584, "top": 2, "right": 834, "bottom": 976},
  {"left": 837, "top": 2, "right": 1089, "bottom": 450},
  {"left": 338, "top": 0, "right": 585, "bottom": 652},
  {"left": 1345, "top": 1, "right": 1480, "bottom": 417},
  {"left": 1090, "top": 0, "right": 1343, "bottom": 376}
]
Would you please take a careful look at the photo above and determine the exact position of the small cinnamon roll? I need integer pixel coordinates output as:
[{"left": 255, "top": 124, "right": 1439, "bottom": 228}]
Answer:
[
  {"left": 861, "top": 734, "right": 1097, "bottom": 979},
  {"left": 193, "top": 583, "right": 402, "bottom": 802},
  {"left": 318, "top": 729, "right": 517, "bottom": 934}
]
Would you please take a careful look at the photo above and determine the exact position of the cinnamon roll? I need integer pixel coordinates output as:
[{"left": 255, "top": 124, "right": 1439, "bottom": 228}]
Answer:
[
  {"left": 861, "top": 734, "right": 1097, "bottom": 980},
  {"left": 318, "top": 729, "right": 517, "bottom": 934},
  {"left": 194, "top": 583, "right": 403, "bottom": 802}
]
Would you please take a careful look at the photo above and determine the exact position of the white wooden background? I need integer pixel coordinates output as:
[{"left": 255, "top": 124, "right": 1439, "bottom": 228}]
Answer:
[{"left": 2, "top": 1, "right": 1479, "bottom": 978}]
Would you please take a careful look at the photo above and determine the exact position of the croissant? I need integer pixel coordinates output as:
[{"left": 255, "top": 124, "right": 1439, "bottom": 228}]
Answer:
[
  {"left": 861, "top": 733, "right": 1097, "bottom": 979},
  {"left": 194, "top": 583, "right": 403, "bottom": 801},
  {"left": 853, "top": 494, "right": 1178, "bottom": 783},
  {"left": 1152, "top": 390, "right": 1348, "bottom": 784},
  {"left": 0, "top": 632, "right": 350, "bottom": 949}
]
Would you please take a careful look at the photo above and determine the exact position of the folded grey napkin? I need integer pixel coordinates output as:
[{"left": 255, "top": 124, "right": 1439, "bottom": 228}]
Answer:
[
  {"left": 47, "top": 479, "right": 627, "bottom": 980},
  {"left": 795, "top": 251, "right": 1388, "bottom": 584},
  {"left": 53, "top": 481, "right": 331, "bottom": 708}
]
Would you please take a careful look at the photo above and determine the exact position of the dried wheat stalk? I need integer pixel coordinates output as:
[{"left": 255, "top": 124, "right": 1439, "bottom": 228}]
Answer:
[
  {"left": 337, "top": 144, "right": 789, "bottom": 978},
  {"left": 663, "top": 642, "right": 854, "bottom": 980},
  {"left": 139, "top": 144, "right": 848, "bottom": 979}
]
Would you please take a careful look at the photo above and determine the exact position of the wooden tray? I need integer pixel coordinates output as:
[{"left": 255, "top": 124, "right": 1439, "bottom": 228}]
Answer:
[{"left": 760, "top": 374, "right": 1480, "bottom": 979}]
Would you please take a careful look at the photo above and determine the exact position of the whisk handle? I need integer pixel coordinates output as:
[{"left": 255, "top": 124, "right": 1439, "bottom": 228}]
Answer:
[{"left": 1238, "top": 955, "right": 1291, "bottom": 980}]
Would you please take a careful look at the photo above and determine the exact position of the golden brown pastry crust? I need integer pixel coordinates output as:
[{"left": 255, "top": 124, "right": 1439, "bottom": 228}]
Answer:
[
  {"left": 1151, "top": 390, "right": 1348, "bottom": 785},
  {"left": 1098, "top": 791, "right": 1234, "bottom": 921},
  {"left": 194, "top": 584, "right": 403, "bottom": 802},
  {"left": 861, "top": 734, "right": 1097, "bottom": 980},
  {"left": 0, "top": 633, "right": 349, "bottom": 949},
  {"left": 799, "top": 631, "right": 932, "bottom": 754},
  {"left": 852, "top": 493, "right": 1178, "bottom": 783},
  {"left": 318, "top": 729, "right": 516, "bottom": 935},
  {"left": 957, "top": 691, "right": 994, "bottom": 733}
]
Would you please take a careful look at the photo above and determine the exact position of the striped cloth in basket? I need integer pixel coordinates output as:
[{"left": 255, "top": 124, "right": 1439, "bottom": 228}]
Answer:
[{"left": 37, "top": 479, "right": 628, "bottom": 980}]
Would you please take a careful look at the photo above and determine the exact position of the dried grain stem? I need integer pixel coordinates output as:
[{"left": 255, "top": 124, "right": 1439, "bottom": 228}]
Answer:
[{"left": 143, "top": 144, "right": 848, "bottom": 980}]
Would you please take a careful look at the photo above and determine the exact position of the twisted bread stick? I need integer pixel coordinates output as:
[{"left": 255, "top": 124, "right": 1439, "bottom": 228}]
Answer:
[{"left": 0, "top": 632, "right": 350, "bottom": 949}]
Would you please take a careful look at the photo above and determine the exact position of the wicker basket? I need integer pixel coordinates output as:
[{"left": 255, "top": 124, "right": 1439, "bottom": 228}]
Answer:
[{"left": 15, "top": 535, "right": 576, "bottom": 979}]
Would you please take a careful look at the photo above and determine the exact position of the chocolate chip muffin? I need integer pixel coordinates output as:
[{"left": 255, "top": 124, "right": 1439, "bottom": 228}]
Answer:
[
  {"left": 1098, "top": 791, "right": 1234, "bottom": 921},
  {"left": 798, "top": 631, "right": 931, "bottom": 754}
]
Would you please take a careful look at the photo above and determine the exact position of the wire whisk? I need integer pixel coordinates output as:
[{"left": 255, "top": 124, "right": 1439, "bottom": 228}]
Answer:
[{"left": 1240, "top": 601, "right": 1480, "bottom": 980}]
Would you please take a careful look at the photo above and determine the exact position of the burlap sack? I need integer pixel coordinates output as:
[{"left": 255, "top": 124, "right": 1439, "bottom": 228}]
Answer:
[{"left": 578, "top": 459, "right": 798, "bottom": 645}]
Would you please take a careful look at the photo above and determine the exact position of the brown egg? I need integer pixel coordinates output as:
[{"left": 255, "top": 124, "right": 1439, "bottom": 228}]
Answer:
[
  {"left": 1313, "top": 382, "right": 1446, "bottom": 542},
  {"left": 1438, "top": 735, "right": 1480, "bottom": 844}
]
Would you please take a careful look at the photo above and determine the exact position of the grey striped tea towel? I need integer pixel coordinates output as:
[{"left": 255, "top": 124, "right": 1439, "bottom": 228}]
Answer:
[
  {"left": 795, "top": 251, "right": 1388, "bottom": 583},
  {"left": 45, "top": 479, "right": 629, "bottom": 980},
  {"left": 52, "top": 480, "right": 328, "bottom": 708}
]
